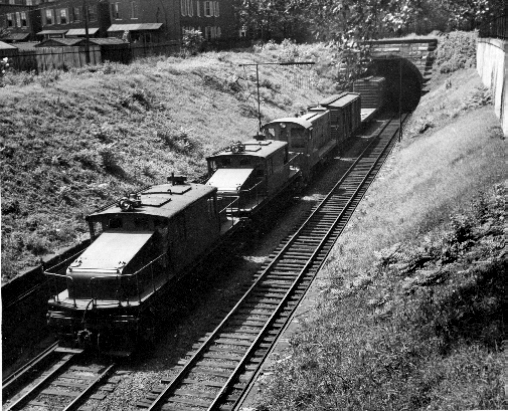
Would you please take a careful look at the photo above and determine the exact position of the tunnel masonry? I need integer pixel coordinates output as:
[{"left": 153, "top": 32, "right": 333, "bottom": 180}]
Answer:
[{"left": 365, "top": 38, "right": 438, "bottom": 85}]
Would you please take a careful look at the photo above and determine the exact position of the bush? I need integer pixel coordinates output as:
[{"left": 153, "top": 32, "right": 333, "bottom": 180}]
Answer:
[
  {"left": 182, "top": 29, "right": 204, "bottom": 56},
  {"left": 157, "top": 126, "right": 199, "bottom": 155},
  {"left": 436, "top": 32, "right": 477, "bottom": 74}
]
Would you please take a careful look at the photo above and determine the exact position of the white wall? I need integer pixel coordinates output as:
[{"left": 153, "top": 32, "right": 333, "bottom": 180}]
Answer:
[{"left": 477, "top": 38, "right": 508, "bottom": 137}]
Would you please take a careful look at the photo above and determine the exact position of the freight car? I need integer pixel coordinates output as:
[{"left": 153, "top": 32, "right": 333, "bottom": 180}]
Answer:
[
  {"left": 260, "top": 92, "right": 366, "bottom": 179},
  {"left": 45, "top": 178, "right": 240, "bottom": 355},
  {"left": 205, "top": 138, "right": 301, "bottom": 216}
]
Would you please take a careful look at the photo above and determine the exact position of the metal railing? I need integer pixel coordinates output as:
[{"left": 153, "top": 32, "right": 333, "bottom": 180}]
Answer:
[
  {"left": 479, "top": 13, "right": 508, "bottom": 39},
  {"left": 45, "top": 252, "right": 168, "bottom": 308}
]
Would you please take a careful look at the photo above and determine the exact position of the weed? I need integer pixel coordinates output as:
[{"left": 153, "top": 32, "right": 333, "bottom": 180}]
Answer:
[
  {"left": 99, "top": 145, "right": 120, "bottom": 171},
  {"left": 157, "top": 126, "right": 199, "bottom": 155}
]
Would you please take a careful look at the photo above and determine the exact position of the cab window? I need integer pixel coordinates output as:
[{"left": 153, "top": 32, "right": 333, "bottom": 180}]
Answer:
[
  {"left": 290, "top": 128, "right": 307, "bottom": 148},
  {"left": 109, "top": 218, "right": 123, "bottom": 229},
  {"left": 134, "top": 218, "right": 149, "bottom": 230}
]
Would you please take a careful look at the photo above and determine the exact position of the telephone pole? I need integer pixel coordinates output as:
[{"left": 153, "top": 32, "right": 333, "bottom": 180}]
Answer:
[{"left": 240, "top": 61, "right": 315, "bottom": 132}]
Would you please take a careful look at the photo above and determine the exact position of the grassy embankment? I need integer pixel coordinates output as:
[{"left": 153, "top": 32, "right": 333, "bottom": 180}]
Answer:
[
  {"left": 1, "top": 42, "right": 339, "bottom": 282},
  {"left": 256, "top": 32, "right": 506, "bottom": 410}
]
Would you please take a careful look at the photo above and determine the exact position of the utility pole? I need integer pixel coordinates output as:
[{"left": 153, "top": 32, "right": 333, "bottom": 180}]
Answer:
[
  {"left": 239, "top": 61, "right": 315, "bottom": 132},
  {"left": 399, "top": 57, "right": 402, "bottom": 141},
  {"left": 83, "top": 0, "right": 90, "bottom": 64}
]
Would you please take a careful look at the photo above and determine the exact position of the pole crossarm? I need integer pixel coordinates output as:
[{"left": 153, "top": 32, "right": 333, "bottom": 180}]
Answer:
[{"left": 239, "top": 61, "right": 316, "bottom": 132}]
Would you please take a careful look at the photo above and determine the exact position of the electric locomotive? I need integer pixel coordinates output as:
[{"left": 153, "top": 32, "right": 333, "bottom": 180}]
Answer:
[
  {"left": 205, "top": 138, "right": 301, "bottom": 216},
  {"left": 45, "top": 177, "right": 240, "bottom": 355}
]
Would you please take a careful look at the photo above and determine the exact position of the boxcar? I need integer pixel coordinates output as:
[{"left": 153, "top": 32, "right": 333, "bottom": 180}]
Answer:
[
  {"left": 45, "top": 179, "right": 239, "bottom": 354},
  {"left": 206, "top": 139, "right": 300, "bottom": 215},
  {"left": 353, "top": 76, "right": 386, "bottom": 121},
  {"left": 310, "top": 92, "right": 362, "bottom": 152},
  {"left": 261, "top": 109, "right": 334, "bottom": 180}
]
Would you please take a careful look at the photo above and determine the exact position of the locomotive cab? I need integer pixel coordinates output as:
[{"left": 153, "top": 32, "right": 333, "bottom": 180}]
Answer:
[
  {"left": 261, "top": 110, "right": 334, "bottom": 180},
  {"left": 206, "top": 139, "right": 300, "bottom": 215},
  {"left": 45, "top": 181, "right": 239, "bottom": 354}
]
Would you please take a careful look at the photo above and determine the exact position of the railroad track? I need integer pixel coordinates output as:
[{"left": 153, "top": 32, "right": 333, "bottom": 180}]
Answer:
[
  {"left": 136, "top": 113, "right": 407, "bottom": 411},
  {"left": 3, "top": 348, "right": 116, "bottom": 411}
]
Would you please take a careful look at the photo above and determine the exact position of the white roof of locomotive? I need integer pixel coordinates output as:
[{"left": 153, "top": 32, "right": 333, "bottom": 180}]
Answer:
[
  {"left": 67, "top": 231, "right": 154, "bottom": 274},
  {"left": 208, "top": 139, "right": 287, "bottom": 159},
  {"left": 206, "top": 168, "right": 255, "bottom": 192}
]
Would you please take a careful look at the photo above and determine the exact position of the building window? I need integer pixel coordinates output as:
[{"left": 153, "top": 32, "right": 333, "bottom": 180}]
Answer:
[
  {"left": 87, "top": 4, "right": 97, "bottom": 21},
  {"left": 9, "top": 0, "right": 14, "bottom": 4},
  {"left": 26, "top": 0, "right": 32, "bottom": 5},
  {"left": 7, "top": 13, "right": 13, "bottom": 26},
  {"left": 239, "top": 25, "right": 247, "bottom": 37},
  {"left": 187, "top": 0, "right": 193, "bottom": 16},
  {"left": 71, "top": 7, "right": 80, "bottom": 22},
  {"left": 214, "top": 1, "right": 219, "bottom": 16},
  {"left": 45, "top": 9, "right": 54, "bottom": 25},
  {"left": 111, "top": 2, "right": 120, "bottom": 19},
  {"left": 204, "top": 1, "right": 212, "bottom": 17},
  {"left": 181, "top": 0, "right": 186, "bottom": 16},
  {"left": 131, "top": 1, "right": 138, "bottom": 19},
  {"left": 216, "top": 26, "right": 221, "bottom": 37},
  {"left": 20, "top": 11, "right": 27, "bottom": 26},
  {"left": 196, "top": 0, "right": 200, "bottom": 16}
]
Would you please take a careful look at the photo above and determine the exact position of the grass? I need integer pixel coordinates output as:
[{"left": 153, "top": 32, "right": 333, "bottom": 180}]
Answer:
[
  {"left": 254, "top": 53, "right": 506, "bottom": 411},
  {"left": 1, "top": 43, "right": 340, "bottom": 282}
]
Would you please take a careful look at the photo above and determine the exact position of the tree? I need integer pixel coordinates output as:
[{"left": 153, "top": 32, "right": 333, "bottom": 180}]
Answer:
[{"left": 236, "top": 0, "right": 307, "bottom": 42}]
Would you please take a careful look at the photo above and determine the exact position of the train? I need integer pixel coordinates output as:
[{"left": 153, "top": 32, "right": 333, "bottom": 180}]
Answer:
[{"left": 45, "top": 81, "right": 386, "bottom": 355}]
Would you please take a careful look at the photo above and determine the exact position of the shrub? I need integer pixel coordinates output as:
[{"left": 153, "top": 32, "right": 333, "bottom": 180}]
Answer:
[
  {"left": 157, "top": 126, "right": 199, "bottom": 155},
  {"left": 436, "top": 32, "right": 477, "bottom": 74},
  {"left": 182, "top": 29, "right": 204, "bottom": 56}
]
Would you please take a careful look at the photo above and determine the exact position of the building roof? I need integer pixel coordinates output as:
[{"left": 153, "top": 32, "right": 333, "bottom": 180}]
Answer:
[
  {"left": 37, "top": 30, "right": 68, "bottom": 35},
  {"left": 13, "top": 41, "right": 39, "bottom": 50},
  {"left": 66, "top": 28, "right": 100, "bottom": 36},
  {"left": 89, "top": 38, "right": 126, "bottom": 45},
  {"left": 3, "top": 32, "right": 30, "bottom": 42},
  {"left": 108, "top": 23, "right": 163, "bottom": 32},
  {"left": 208, "top": 139, "right": 288, "bottom": 159},
  {"left": 87, "top": 183, "right": 217, "bottom": 220},
  {"left": 0, "top": 41, "right": 17, "bottom": 50},
  {"left": 34, "top": 38, "right": 83, "bottom": 47}
]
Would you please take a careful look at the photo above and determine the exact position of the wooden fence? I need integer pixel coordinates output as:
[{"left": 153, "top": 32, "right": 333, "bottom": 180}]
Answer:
[
  {"left": 0, "top": 41, "right": 181, "bottom": 73},
  {"left": 36, "top": 46, "right": 102, "bottom": 71}
]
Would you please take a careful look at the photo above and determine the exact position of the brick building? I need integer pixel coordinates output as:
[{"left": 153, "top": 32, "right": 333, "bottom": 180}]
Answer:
[
  {"left": 1, "top": 0, "right": 239, "bottom": 44},
  {"left": 180, "top": 0, "right": 237, "bottom": 42},
  {"left": 0, "top": 0, "right": 42, "bottom": 42}
]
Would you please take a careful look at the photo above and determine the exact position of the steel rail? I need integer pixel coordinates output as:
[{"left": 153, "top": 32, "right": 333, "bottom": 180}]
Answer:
[
  {"left": 3, "top": 352, "right": 79, "bottom": 410},
  {"left": 223, "top": 114, "right": 406, "bottom": 411},
  {"left": 4, "top": 354, "right": 116, "bottom": 411},
  {"left": 145, "top": 114, "right": 400, "bottom": 411},
  {"left": 2, "top": 342, "right": 60, "bottom": 400},
  {"left": 232, "top": 114, "right": 409, "bottom": 409},
  {"left": 61, "top": 363, "right": 116, "bottom": 411}
]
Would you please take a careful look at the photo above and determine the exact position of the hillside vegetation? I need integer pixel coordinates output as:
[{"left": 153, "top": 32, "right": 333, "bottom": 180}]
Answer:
[
  {"left": 0, "top": 42, "right": 338, "bottom": 282},
  {"left": 255, "top": 34, "right": 507, "bottom": 410}
]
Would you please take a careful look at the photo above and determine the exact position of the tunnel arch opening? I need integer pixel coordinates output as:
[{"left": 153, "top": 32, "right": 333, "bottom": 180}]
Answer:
[{"left": 366, "top": 56, "right": 423, "bottom": 112}]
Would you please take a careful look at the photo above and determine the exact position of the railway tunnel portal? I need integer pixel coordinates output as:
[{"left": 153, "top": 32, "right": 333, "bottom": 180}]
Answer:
[{"left": 362, "top": 38, "right": 438, "bottom": 112}]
